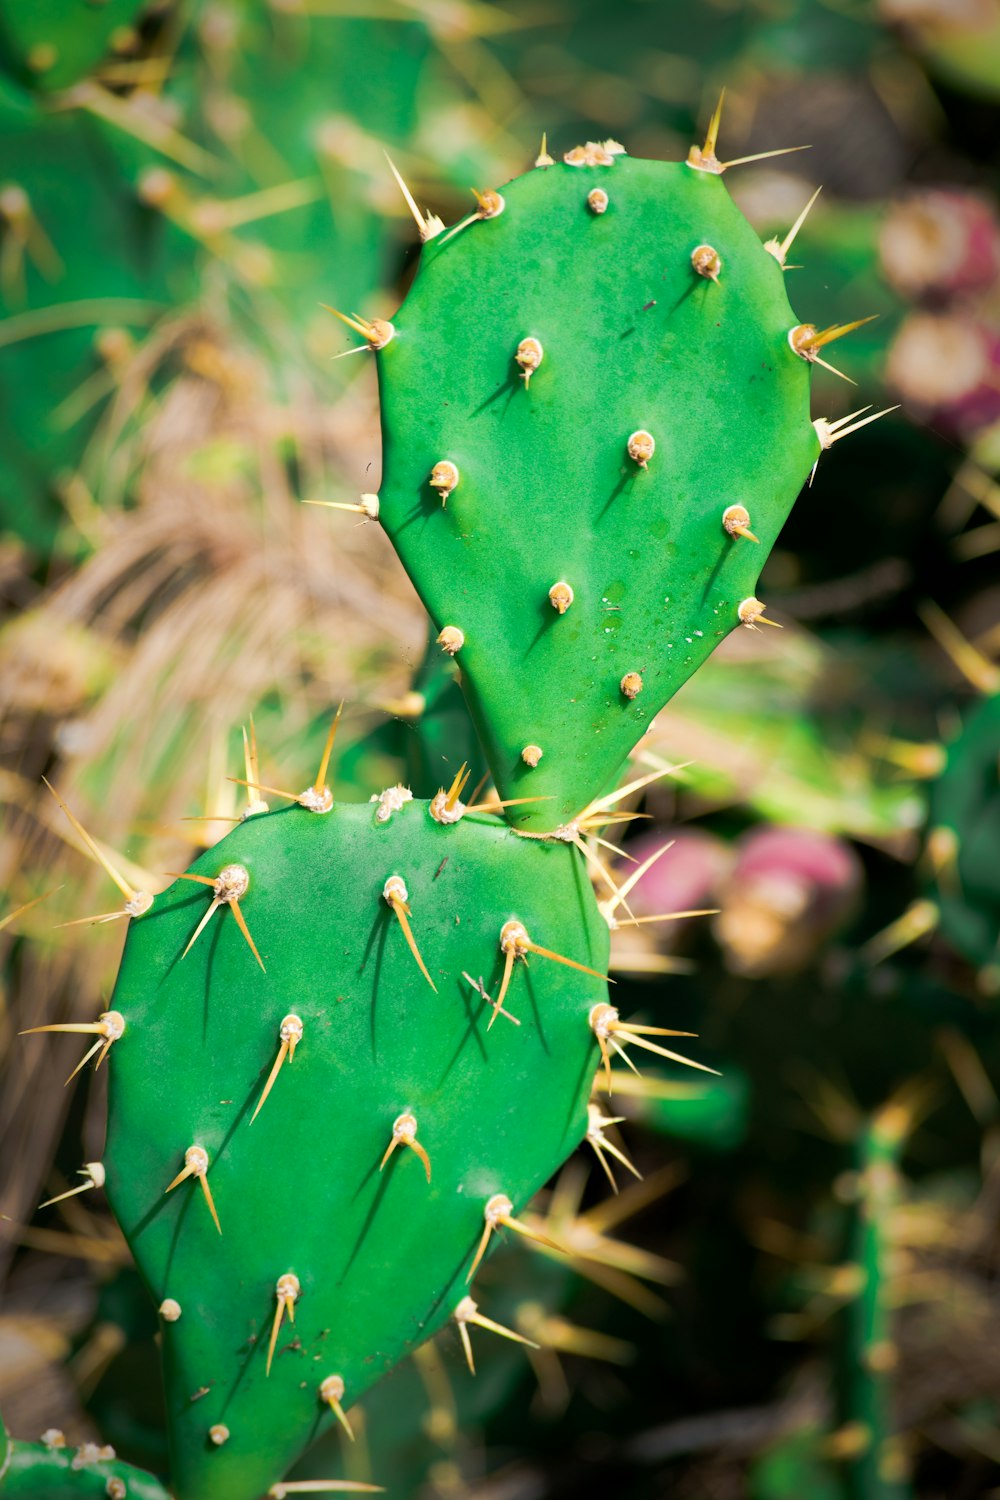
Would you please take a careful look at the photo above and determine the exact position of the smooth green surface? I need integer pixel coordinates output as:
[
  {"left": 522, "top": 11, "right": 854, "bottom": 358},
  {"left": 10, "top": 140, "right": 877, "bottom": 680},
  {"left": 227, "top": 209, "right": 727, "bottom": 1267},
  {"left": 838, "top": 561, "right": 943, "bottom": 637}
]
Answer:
[
  {"left": 105, "top": 798, "right": 609, "bottom": 1500},
  {"left": 928, "top": 693, "right": 1000, "bottom": 970},
  {"left": 1, "top": 1441, "right": 168, "bottom": 1500},
  {"left": 378, "top": 154, "right": 818, "bottom": 830}
]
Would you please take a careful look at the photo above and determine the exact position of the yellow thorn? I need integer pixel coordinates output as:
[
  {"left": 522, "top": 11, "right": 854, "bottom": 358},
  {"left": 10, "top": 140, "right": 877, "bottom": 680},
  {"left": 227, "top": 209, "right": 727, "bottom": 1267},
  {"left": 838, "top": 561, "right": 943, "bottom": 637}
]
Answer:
[
  {"left": 445, "top": 762, "right": 471, "bottom": 812},
  {"left": 526, "top": 937, "right": 609, "bottom": 982},
  {"left": 765, "top": 185, "right": 822, "bottom": 266},
  {"left": 466, "top": 1193, "right": 565, "bottom": 1282},
  {"left": 165, "top": 1145, "right": 221, "bottom": 1234},
  {"left": 0, "top": 887, "right": 60, "bottom": 935},
  {"left": 42, "top": 779, "right": 136, "bottom": 902},
  {"left": 580, "top": 763, "right": 691, "bottom": 821},
  {"left": 586, "top": 1106, "right": 641, "bottom": 1193},
  {"left": 599, "top": 840, "right": 675, "bottom": 922},
  {"left": 453, "top": 1295, "right": 538, "bottom": 1375},
  {"left": 305, "top": 496, "right": 380, "bottom": 520},
  {"left": 568, "top": 833, "right": 627, "bottom": 907},
  {"left": 491, "top": 941, "right": 519, "bottom": 1029},
  {"left": 918, "top": 601, "right": 1000, "bottom": 694},
  {"left": 687, "top": 94, "right": 810, "bottom": 174},
  {"left": 313, "top": 701, "right": 344, "bottom": 799},
  {"left": 701, "top": 88, "right": 725, "bottom": 161},
  {"left": 266, "top": 1273, "right": 301, "bottom": 1376},
  {"left": 383, "top": 151, "right": 440, "bottom": 242},
  {"left": 379, "top": 1112, "right": 431, "bottom": 1183},
  {"left": 172, "top": 864, "right": 264, "bottom": 971},
  {"left": 722, "top": 503, "right": 759, "bottom": 543},
  {"left": 615, "top": 908, "right": 719, "bottom": 928},
  {"left": 382, "top": 876, "right": 437, "bottom": 993},
  {"left": 229, "top": 899, "right": 266, "bottom": 972},
  {"left": 589, "top": 1004, "right": 719, "bottom": 1092},
  {"left": 39, "top": 1162, "right": 106, "bottom": 1210},
  {"left": 319, "top": 1374, "right": 355, "bottom": 1441},
  {"left": 492, "top": 920, "right": 609, "bottom": 1030},
  {"left": 438, "top": 211, "right": 479, "bottom": 246},
  {"left": 250, "top": 1014, "right": 303, "bottom": 1124},
  {"left": 535, "top": 132, "right": 555, "bottom": 167},
  {"left": 720, "top": 144, "right": 811, "bottom": 171},
  {"left": 738, "top": 596, "right": 782, "bottom": 631},
  {"left": 20, "top": 1010, "right": 124, "bottom": 1084},
  {"left": 797, "top": 315, "right": 878, "bottom": 353},
  {"left": 466, "top": 795, "right": 553, "bottom": 815},
  {"left": 243, "top": 717, "right": 268, "bottom": 817},
  {"left": 320, "top": 305, "right": 394, "bottom": 350},
  {"left": 229, "top": 775, "right": 309, "bottom": 805}
]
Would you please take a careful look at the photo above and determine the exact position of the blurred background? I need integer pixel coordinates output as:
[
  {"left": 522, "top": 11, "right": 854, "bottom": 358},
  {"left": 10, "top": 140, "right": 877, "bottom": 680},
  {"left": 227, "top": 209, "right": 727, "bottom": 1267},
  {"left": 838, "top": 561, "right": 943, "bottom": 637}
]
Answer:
[{"left": 2, "top": 0, "right": 1000, "bottom": 1496}]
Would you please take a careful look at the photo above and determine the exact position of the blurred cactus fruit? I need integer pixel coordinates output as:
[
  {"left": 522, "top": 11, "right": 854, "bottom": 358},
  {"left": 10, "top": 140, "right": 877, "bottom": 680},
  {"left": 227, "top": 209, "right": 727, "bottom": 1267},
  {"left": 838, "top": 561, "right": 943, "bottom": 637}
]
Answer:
[
  {"left": 879, "top": 189, "right": 1000, "bottom": 302},
  {"left": 375, "top": 144, "right": 822, "bottom": 830},
  {"left": 714, "top": 826, "right": 862, "bottom": 977},
  {"left": 617, "top": 826, "right": 732, "bottom": 940},
  {"left": 886, "top": 312, "right": 1000, "bottom": 437},
  {"left": 926, "top": 692, "right": 1000, "bottom": 978}
]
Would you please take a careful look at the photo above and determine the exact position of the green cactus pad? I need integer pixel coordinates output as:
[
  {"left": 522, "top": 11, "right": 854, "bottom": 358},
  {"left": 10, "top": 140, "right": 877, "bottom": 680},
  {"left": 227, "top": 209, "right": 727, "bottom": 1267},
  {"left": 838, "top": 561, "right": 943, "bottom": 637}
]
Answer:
[
  {"left": 103, "top": 797, "right": 609, "bottom": 1500},
  {"left": 0, "top": 1432, "right": 169, "bottom": 1500},
  {"left": 375, "top": 151, "right": 819, "bottom": 830}
]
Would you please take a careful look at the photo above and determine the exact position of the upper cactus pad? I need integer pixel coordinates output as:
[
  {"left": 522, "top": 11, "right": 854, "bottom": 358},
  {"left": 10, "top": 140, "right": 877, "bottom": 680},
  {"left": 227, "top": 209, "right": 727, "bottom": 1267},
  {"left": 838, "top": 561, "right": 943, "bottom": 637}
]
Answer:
[
  {"left": 102, "top": 797, "right": 610, "bottom": 1500},
  {"left": 375, "top": 151, "right": 819, "bottom": 829}
]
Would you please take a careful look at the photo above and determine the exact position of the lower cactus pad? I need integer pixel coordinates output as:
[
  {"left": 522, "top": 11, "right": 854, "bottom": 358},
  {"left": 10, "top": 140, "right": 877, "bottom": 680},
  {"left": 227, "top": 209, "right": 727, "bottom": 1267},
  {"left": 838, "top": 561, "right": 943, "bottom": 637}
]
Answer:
[{"left": 103, "top": 797, "right": 610, "bottom": 1500}]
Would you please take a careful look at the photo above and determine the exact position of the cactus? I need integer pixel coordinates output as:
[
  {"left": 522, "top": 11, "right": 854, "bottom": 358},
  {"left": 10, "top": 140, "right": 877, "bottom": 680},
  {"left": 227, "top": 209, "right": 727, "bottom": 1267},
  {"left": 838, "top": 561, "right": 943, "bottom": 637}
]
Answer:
[
  {"left": 92, "top": 795, "right": 617, "bottom": 1500},
  {"left": 0, "top": 1419, "right": 169, "bottom": 1500},
  {"left": 828, "top": 1102, "right": 913, "bottom": 1500},
  {"left": 13, "top": 100, "right": 892, "bottom": 1500},
  {"left": 373, "top": 132, "right": 847, "bottom": 830}
]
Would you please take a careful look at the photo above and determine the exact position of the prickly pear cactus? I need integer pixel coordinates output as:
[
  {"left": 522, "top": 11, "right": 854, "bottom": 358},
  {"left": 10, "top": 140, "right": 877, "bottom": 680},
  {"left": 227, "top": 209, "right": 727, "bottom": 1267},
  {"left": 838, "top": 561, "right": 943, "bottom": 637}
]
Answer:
[
  {"left": 20, "top": 106, "right": 882, "bottom": 1500},
  {"left": 103, "top": 798, "right": 609, "bottom": 1500},
  {"left": 0, "top": 1420, "right": 169, "bottom": 1500},
  {"left": 374, "top": 146, "right": 820, "bottom": 829}
]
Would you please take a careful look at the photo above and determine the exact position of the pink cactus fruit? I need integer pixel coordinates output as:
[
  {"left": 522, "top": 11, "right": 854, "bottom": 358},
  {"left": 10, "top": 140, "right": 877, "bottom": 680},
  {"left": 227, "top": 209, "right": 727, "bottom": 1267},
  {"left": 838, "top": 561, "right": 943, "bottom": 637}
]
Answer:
[
  {"left": 714, "top": 826, "right": 862, "bottom": 978},
  {"left": 880, "top": 189, "right": 1000, "bottom": 302},
  {"left": 622, "top": 827, "right": 733, "bottom": 947},
  {"left": 886, "top": 311, "right": 1000, "bottom": 438}
]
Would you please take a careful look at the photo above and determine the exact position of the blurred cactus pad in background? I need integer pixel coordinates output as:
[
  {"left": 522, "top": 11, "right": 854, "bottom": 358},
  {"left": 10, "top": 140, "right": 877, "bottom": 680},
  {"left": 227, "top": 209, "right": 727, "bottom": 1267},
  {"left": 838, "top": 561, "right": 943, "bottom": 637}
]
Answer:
[{"left": 3, "top": 2, "right": 1000, "bottom": 1499}]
